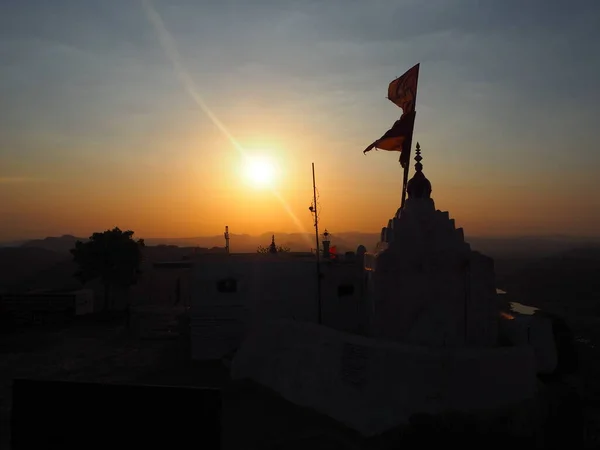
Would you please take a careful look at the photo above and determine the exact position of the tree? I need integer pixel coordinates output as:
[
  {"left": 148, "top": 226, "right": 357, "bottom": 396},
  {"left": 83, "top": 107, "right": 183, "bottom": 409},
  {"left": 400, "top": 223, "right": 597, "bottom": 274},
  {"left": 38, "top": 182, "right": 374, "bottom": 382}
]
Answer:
[
  {"left": 71, "top": 227, "right": 145, "bottom": 312},
  {"left": 257, "top": 234, "right": 290, "bottom": 254},
  {"left": 256, "top": 245, "right": 291, "bottom": 253}
]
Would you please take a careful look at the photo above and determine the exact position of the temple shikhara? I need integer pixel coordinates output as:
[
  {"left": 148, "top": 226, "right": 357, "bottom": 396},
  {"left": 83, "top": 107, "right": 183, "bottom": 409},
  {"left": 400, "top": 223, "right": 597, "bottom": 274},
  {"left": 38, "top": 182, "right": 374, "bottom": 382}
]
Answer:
[{"left": 366, "top": 144, "right": 498, "bottom": 348}]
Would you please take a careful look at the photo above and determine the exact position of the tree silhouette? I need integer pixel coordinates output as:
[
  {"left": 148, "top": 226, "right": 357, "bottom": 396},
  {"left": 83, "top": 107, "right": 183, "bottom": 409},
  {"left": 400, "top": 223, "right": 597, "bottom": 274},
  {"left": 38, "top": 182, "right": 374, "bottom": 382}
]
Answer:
[
  {"left": 71, "top": 227, "right": 145, "bottom": 311},
  {"left": 257, "top": 234, "right": 290, "bottom": 254},
  {"left": 256, "top": 245, "right": 291, "bottom": 253}
]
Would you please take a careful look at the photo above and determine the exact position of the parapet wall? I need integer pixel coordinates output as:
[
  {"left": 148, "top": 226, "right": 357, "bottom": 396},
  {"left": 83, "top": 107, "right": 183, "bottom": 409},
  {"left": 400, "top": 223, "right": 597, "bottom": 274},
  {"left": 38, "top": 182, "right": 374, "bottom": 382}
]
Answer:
[
  {"left": 191, "top": 257, "right": 366, "bottom": 360},
  {"left": 232, "top": 319, "right": 538, "bottom": 436}
]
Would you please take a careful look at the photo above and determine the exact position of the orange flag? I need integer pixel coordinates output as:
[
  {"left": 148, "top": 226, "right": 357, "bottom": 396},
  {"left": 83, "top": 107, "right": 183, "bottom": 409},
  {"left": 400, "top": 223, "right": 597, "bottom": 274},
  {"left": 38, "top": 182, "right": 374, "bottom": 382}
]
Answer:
[
  {"left": 363, "top": 64, "right": 419, "bottom": 168},
  {"left": 362, "top": 111, "right": 416, "bottom": 168},
  {"left": 387, "top": 63, "right": 420, "bottom": 113}
]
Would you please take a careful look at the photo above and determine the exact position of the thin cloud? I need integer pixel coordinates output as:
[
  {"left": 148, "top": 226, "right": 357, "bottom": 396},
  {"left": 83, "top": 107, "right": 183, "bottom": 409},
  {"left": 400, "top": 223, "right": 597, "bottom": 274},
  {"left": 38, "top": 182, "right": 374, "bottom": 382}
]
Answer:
[{"left": 140, "top": 0, "right": 244, "bottom": 155}]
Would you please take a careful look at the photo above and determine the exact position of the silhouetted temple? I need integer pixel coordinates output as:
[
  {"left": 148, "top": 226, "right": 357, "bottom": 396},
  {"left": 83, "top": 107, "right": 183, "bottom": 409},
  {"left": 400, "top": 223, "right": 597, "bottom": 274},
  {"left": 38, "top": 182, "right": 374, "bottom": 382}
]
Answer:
[
  {"left": 268, "top": 235, "right": 278, "bottom": 254},
  {"left": 185, "top": 143, "right": 576, "bottom": 444}
]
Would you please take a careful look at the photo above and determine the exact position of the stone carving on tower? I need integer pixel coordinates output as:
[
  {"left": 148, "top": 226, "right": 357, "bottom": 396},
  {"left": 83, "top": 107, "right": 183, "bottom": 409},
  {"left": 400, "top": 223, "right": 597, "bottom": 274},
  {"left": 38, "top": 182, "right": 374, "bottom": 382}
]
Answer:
[{"left": 368, "top": 143, "right": 498, "bottom": 348}]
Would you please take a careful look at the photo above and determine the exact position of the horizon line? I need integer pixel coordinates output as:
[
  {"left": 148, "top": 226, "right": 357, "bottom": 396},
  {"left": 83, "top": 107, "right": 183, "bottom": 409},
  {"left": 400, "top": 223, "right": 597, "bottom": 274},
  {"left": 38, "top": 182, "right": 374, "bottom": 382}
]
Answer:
[{"left": 2, "top": 232, "right": 600, "bottom": 245}]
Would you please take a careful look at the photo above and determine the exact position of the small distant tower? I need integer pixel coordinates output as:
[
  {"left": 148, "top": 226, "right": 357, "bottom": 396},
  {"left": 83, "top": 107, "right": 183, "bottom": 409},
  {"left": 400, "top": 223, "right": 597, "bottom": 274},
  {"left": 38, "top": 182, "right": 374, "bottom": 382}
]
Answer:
[
  {"left": 224, "top": 226, "right": 230, "bottom": 254},
  {"left": 268, "top": 235, "right": 278, "bottom": 254},
  {"left": 322, "top": 229, "right": 331, "bottom": 259}
]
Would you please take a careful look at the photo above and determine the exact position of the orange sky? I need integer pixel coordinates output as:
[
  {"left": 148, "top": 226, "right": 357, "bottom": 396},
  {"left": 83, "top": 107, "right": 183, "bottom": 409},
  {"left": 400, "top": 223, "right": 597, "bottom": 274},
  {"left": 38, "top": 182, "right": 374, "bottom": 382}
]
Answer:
[
  {"left": 1, "top": 1, "right": 599, "bottom": 242},
  {"left": 2, "top": 132, "right": 598, "bottom": 241}
]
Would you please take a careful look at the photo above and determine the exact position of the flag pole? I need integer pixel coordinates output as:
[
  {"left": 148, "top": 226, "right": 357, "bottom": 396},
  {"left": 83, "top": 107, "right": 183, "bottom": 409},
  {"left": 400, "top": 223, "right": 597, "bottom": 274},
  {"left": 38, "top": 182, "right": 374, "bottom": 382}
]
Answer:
[
  {"left": 400, "top": 95, "right": 418, "bottom": 208},
  {"left": 400, "top": 126, "right": 415, "bottom": 209},
  {"left": 399, "top": 64, "right": 420, "bottom": 208}
]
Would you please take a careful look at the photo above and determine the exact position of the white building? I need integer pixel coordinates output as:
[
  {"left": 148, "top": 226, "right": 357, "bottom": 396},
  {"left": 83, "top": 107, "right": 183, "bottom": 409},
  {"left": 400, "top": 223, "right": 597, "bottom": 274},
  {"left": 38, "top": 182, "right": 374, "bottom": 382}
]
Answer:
[{"left": 190, "top": 249, "right": 366, "bottom": 360}]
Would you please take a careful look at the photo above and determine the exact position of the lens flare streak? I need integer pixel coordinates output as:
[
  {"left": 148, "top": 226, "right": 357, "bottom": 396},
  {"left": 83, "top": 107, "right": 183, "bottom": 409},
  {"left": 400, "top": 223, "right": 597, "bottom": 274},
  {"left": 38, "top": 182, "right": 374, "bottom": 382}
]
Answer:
[{"left": 141, "top": 0, "right": 310, "bottom": 239}]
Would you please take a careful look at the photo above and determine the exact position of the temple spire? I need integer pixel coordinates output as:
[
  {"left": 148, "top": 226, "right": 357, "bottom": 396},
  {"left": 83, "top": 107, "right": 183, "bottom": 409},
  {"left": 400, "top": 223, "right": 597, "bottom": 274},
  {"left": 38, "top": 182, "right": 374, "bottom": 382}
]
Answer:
[
  {"left": 269, "top": 234, "right": 278, "bottom": 254},
  {"left": 414, "top": 142, "right": 423, "bottom": 173},
  {"left": 406, "top": 142, "right": 432, "bottom": 199}
]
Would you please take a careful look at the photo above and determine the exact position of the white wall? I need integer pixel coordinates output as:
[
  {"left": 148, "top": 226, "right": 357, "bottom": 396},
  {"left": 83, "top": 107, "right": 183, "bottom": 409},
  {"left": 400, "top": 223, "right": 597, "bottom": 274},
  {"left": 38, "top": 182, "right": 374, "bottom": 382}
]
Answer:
[
  {"left": 190, "top": 255, "right": 366, "bottom": 360},
  {"left": 368, "top": 198, "right": 499, "bottom": 347},
  {"left": 320, "top": 263, "right": 366, "bottom": 334},
  {"left": 232, "top": 319, "right": 538, "bottom": 437}
]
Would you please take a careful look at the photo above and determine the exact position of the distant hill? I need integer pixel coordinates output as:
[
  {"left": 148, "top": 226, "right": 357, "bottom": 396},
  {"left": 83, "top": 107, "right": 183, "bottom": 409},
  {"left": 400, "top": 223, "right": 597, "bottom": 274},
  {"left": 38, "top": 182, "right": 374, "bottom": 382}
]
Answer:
[
  {"left": 143, "top": 245, "right": 226, "bottom": 262},
  {"left": 0, "top": 240, "right": 26, "bottom": 248},
  {"left": 467, "top": 236, "right": 600, "bottom": 259},
  {"left": 141, "top": 233, "right": 599, "bottom": 258},
  {"left": 9, "top": 232, "right": 600, "bottom": 258},
  {"left": 3, "top": 232, "right": 600, "bottom": 308},
  {"left": 20, "top": 235, "right": 86, "bottom": 254},
  {"left": 143, "top": 232, "right": 380, "bottom": 253}
]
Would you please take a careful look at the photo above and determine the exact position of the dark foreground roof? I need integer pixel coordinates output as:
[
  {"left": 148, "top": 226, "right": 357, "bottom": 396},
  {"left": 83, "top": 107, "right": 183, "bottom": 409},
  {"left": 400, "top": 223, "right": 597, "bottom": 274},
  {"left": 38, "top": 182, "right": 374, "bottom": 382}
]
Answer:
[{"left": 11, "top": 379, "right": 220, "bottom": 449}]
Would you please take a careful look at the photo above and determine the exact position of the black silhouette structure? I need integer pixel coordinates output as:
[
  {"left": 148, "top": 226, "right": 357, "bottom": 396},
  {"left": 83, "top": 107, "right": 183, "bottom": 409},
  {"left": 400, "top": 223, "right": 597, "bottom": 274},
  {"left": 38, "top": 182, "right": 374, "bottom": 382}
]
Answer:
[
  {"left": 71, "top": 227, "right": 145, "bottom": 311},
  {"left": 11, "top": 379, "right": 221, "bottom": 449}
]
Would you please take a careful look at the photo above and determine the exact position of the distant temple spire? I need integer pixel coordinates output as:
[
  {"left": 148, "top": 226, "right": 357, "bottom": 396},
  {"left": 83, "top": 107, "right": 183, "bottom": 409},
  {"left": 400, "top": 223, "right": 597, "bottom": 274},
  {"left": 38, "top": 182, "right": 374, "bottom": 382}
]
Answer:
[
  {"left": 269, "top": 234, "right": 278, "bottom": 254},
  {"left": 406, "top": 142, "right": 432, "bottom": 199}
]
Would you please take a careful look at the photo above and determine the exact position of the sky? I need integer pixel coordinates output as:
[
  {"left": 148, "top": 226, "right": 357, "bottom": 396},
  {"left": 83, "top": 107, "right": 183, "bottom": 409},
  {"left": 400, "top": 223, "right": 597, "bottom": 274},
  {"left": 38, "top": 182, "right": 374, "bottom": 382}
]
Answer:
[{"left": 1, "top": 0, "right": 599, "bottom": 242}]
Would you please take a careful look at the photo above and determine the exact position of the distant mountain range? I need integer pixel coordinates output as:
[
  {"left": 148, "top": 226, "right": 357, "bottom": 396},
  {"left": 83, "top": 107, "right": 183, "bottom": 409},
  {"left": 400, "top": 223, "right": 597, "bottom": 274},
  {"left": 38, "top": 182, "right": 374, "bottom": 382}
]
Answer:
[
  {"left": 19, "top": 235, "right": 84, "bottom": 254},
  {"left": 2, "top": 233, "right": 598, "bottom": 258},
  {"left": 2, "top": 233, "right": 599, "bottom": 315}
]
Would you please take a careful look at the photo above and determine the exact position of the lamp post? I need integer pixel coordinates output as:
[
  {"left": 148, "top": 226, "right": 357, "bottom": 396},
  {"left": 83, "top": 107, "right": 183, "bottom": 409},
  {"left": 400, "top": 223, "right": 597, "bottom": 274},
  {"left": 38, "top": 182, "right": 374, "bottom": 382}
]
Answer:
[{"left": 322, "top": 229, "right": 331, "bottom": 259}]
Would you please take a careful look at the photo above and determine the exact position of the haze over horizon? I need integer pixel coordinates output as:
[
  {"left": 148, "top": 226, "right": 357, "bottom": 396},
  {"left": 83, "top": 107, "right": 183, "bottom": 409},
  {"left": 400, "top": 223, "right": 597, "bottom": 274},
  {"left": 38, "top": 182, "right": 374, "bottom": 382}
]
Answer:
[
  {"left": 2, "top": 0, "right": 599, "bottom": 241},
  {"left": 3, "top": 230, "right": 600, "bottom": 245}
]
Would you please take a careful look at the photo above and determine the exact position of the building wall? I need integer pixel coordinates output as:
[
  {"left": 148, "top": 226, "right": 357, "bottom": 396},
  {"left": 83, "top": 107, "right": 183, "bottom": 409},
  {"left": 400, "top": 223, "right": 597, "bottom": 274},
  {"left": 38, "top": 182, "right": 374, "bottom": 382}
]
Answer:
[
  {"left": 190, "top": 254, "right": 366, "bottom": 360},
  {"left": 368, "top": 248, "right": 472, "bottom": 347},
  {"left": 129, "top": 267, "right": 192, "bottom": 307},
  {"left": 232, "top": 319, "right": 538, "bottom": 437},
  {"left": 367, "top": 198, "right": 499, "bottom": 348},
  {"left": 320, "top": 262, "right": 366, "bottom": 334}
]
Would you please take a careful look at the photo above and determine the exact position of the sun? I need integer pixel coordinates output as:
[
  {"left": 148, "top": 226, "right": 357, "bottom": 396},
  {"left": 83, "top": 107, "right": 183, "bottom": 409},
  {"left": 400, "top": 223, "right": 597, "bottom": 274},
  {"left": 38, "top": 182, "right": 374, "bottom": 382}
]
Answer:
[{"left": 244, "top": 156, "right": 276, "bottom": 188}]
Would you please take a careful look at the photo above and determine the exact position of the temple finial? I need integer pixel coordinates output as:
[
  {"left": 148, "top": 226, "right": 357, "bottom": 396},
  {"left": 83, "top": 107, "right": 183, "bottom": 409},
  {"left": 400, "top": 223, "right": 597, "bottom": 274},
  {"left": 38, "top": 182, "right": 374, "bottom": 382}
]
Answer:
[
  {"left": 414, "top": 142, "right": 423, "bottom": 173},
  {"left": 406, "top": 142, "right": 432, "bottom": 199}
]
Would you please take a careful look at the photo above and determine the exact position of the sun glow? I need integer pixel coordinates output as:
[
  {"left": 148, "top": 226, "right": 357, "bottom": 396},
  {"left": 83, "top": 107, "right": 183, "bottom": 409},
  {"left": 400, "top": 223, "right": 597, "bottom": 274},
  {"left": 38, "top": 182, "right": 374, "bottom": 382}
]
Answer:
[{"left": 244, "top": 156, "right": 276, "bottom": 188}]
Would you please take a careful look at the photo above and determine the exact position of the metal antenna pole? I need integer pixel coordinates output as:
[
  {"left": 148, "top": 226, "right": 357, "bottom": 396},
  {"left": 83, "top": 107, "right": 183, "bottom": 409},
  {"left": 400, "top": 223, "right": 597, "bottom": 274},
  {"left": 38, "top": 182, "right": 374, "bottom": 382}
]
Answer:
[{"left": 312, "top": 163, "right": 322, "bottom": 324}]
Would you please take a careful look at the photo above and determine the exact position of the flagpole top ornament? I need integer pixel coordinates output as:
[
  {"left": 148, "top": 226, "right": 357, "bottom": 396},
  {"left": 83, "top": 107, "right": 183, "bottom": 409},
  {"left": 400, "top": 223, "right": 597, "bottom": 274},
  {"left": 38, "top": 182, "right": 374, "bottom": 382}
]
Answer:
[{"left": 406, "top": 142, "right": 432, "bottom": 199}]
